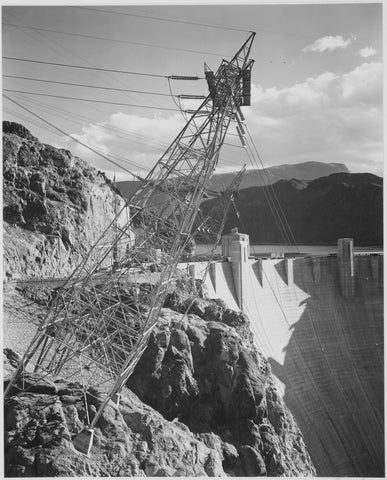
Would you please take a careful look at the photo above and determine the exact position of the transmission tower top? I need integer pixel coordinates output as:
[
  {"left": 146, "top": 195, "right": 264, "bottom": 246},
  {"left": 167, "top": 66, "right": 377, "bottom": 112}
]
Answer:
[{"left": 205, "top": 31, "right": 255, "bottom": 108}]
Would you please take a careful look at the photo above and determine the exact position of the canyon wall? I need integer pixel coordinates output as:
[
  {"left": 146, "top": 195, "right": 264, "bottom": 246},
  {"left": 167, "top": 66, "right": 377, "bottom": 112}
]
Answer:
[{"left": 3, "top": 122, "right": 132, "bottom": 281}]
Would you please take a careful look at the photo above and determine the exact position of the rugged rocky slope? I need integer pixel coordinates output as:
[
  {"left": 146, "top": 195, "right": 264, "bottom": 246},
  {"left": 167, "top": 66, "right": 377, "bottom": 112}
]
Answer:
[
  {"left": 4, "top": 348, "right": 228, "bottom": 477},
  {"left": 3, "top": 123, "right": 316, "bottom": 476},
  {"left": 4, "top": 286, "right": 316, "bottom": 477},
  {"left": 201, "top": 172, "right": 383, "bottom": 245},
  {"left": 3, "top": 121, "right": 129, "bottom": 281},
  {"left": 128, "top": 294, "right": 316, "bottom": 476}
]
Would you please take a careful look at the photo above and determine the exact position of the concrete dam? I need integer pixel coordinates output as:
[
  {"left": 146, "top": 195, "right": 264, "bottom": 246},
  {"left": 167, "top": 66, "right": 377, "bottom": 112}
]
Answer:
[{"left": 189, "top": 233, "right": 384, "bottom": 476}]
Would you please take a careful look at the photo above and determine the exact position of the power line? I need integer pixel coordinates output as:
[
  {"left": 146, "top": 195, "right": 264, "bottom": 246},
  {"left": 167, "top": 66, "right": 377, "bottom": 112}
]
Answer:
[
  {"left": 4, "top": 11, "right": 166, "bottom": 110},
  {"left": 4, "top": 106, "right": 60, "bottom": 138},
  {"left": 4, "top": 56, "right": 203, "bottom": 80},
  {"left": 4, "top": 75, "right": 172, "bottom": 97},
  {"left": 3, "top": 89, "right": 180, "bottom": 111},
  {"left": 4, "top": 92, "right": 176, "bottom": 174},
  {"left": 5, "top": 104, "right": 150, "bottom": 175},
  {"left": 4, "top": 94, "right": 144, "bottom": 180},
  {"left": 16, "top": 98, "right": 164, "bottom": 171},
  {"left": 244, "top": 127, "right": 299, "bottom": 249},
  {"left": 75, "top": 5, "right": 318, "bottom": 41},
  {"left": 73, "top": 6, "right": 248, "bottom": 33},
  {"left": 4, "top": 22, "right": 227, "bottom": 58},
  {"left": 13, "top": 91, "right": 173, "bottom": 151}
]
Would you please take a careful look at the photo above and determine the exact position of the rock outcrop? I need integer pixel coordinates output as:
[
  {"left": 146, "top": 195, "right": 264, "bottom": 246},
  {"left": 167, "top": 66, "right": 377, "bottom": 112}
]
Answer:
[
  {"left": 127, "top": 294, "right": 316, "bottom": 476},
  {"left": 4, "top": 349, "right": 229, "bottom": 477},
  {"left": 3, "top": 122, "right": 316, "bottom": 476},
  {"left": 3, "top": 121, "right": 131, "bottom": 281},
  {"left": 4, "top": 288, "right": 316, "bottom": 477}
]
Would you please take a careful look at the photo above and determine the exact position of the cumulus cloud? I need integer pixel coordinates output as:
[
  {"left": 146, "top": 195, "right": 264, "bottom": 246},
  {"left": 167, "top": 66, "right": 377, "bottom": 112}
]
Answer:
[
  {"left": 303, "top": 35, "right": 355, "bottom": 53},
  {"left": 63, "top": 62, "right": 383, "bottom": 180},
  {"left": 64, "top": 112, "right": 186, "bottom": 180},
  {"left": 245, "top": 62, "right": 383, "bottom": 175},
  {"left": 358, "top": 47, "right": 377, "bottom": 58}
]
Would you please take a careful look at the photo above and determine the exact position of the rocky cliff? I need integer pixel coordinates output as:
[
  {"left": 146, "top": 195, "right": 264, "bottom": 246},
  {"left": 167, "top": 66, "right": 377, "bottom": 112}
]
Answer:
[
  {"left": 4, "top": 346, "right": 231, "bottom": 477},
  {"left": 3, "top": 121, "right": 129, "bottom": 281},
  {"left": 4, "top": 285, "right": 316, "bottom": 477},
  {"left": 128, "top": 294, "right": 316, "bottom": 476},
  {"left": 3, "top": 122, "right": 316, "bottom": 476}
]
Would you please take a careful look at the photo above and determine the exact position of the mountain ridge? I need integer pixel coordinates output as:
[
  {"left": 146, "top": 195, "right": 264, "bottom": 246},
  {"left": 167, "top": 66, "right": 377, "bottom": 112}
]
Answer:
[
  {"left": 207, "top": 161, "right": 350, "bottom": 192},
  {"left": 201, "top": 172, "right": 383, "bottom": 245},
  {"left": 116, "top": 161, "right": 350, "bottom": 199}
]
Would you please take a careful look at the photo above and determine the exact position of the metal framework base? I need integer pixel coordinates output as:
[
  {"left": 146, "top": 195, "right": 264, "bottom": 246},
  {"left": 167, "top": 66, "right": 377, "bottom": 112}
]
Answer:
[{"left": 72, "top": 428, "right": 95, "bottom": 456}]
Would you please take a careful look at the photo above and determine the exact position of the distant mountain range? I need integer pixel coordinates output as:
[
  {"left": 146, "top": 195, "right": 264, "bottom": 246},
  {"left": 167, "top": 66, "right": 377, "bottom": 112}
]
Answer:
[
  {"left": 200, "top": 172, "right": 383, "bottom": 245},
  {"left": 206, "top": 161, "right": 350, "bottom": 192},
  {"left": 116, "top": 162, "right": 382, "bottom": 245},
  {"left": 116, "top": 161, "right": 350, "bottom": 198}
]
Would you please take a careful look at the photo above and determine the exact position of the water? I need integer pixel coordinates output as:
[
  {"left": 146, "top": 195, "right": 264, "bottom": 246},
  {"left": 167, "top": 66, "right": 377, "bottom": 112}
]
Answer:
[{"left": 195, "top": 244, "right": 383, "bottom": 257}]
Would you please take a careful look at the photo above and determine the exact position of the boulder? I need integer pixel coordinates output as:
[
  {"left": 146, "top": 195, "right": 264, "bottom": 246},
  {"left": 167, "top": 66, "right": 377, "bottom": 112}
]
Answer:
[
  {"left": 128, "top": 306, "right": 317, "bottom": 476},
  {"left": 239, "top": 445, "right": 267, "bottom": 476},
  {"left": 4, "top": 356, "right": 227, "bottom": 477}
]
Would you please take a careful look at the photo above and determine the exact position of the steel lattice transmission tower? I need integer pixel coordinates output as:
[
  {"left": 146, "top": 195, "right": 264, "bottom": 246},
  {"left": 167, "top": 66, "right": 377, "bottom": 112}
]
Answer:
[{"left": 5, "top": 33, "right": 256, "bottom": 434}]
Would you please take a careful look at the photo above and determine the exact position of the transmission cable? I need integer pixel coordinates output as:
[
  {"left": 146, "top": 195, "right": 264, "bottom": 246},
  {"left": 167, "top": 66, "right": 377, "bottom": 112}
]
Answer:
[
  {"left": 3, "top": 11, "right": 167, "bottom": 110},
  {"left": 21, "top": 115, "right": 151, "bottom": 175},
  {"left": 5, "top": 95, "right": 183, "bottom": 183},
  {"left": 245, "top": 126, "right": 299, "bottom": 250},
  {"left": 242, "top": 144, "right": 294, "bottom": 248},
  {"left": 3, "top": 89, "right": 180, "bottom": 112},
  {"left": 239, "top": 123, "right": 298, "bottom": 249},
  {"left": 73, "top": 5, "right": 322, "bottom": 40},
  {"left": 244, "top": 145, "right": 292, "bottom": 245},
  {"left": 11, "top": 92, "right": 172, "bottom": 154},
  {"left": 4, "top": 22, "right": 227, "bottom": 58},
  {"left": 4, "top": 75, "right": 173, "bottom": 97},
  {"left": 4, "top": 94, "right": 144, "bottom": 181},
  {"left": 4, "top": 56, "right": 203, "bottom": 80},
  {"left": 4, "top": 107, "right": 60, "bottom": 140},
  {"left": 73, "top": 6, "right": 248, "bottom": 33}
]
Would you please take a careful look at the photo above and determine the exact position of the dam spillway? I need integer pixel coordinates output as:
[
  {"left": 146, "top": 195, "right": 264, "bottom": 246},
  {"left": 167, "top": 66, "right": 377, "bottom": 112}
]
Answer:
[{"left": 194, "top": 236, "right": 384, "bottom": 476}]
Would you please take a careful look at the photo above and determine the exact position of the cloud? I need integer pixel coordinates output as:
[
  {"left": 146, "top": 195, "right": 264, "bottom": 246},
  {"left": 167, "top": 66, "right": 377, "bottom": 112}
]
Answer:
[
  {"left": 62, "top": 62, "right": 383, "bottom": 180},
  {"left": 303, "top": 35, "right": 355, "bottom": 53},
  {"left": 245, "top": 62, "right": 383, "bottom": 176},
  {"left": 358, "top": 47, "right": 377, "bottom": 58},
  {"left": 63, "top": 112, "right": 186, "bottom": 180}
]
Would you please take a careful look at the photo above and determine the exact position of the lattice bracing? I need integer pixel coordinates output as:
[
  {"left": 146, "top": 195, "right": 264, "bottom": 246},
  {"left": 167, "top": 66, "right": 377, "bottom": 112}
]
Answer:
[
  {"left": 5, "top": 33, "right": 256, "bottom": 429},
  {"left": 193, "top": 166, "right": 246, "bottom": 248}
]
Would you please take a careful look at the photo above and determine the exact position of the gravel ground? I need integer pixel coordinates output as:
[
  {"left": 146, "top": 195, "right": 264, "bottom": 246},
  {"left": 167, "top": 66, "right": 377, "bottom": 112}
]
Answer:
[{"left": 3, "top": 284, "right": 46, "bottom": 355}]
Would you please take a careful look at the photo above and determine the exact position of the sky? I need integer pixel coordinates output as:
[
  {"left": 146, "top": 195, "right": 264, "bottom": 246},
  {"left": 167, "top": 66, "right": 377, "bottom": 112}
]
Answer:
[{"left": 2, "top": 2, "right": 384, "bottom": 181}]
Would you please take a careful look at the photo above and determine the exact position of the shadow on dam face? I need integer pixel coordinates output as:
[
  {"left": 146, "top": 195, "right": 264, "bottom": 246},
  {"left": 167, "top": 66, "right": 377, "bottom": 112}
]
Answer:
[{"left": 206, "top": 254, "right": 384, "bottom": 476}]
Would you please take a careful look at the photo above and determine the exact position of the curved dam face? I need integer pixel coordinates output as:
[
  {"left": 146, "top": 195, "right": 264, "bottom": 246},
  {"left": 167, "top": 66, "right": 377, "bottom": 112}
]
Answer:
[{"left": 202, "top": 247, "right": 384, "bottom": 476}]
